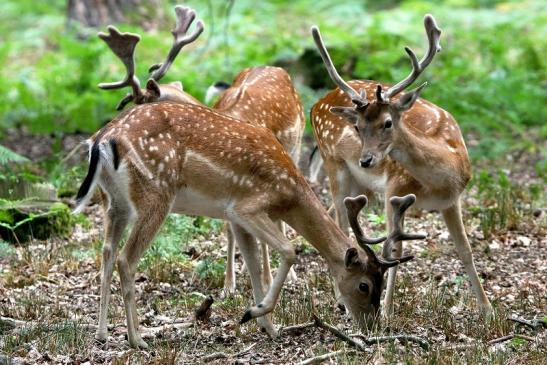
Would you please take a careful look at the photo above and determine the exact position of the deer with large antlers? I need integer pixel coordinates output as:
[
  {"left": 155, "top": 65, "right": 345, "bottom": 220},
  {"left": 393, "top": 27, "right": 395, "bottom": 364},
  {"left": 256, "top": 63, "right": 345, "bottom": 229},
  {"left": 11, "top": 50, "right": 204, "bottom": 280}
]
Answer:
[
  {"left": 97, "top": 6, "right": 304, "bottom": 296},
  {"left": 310, "top": 15, "right": 491, "bottom": 316},
  {"left": 74, "top": 95, "right": 425, "bottom": 348}
]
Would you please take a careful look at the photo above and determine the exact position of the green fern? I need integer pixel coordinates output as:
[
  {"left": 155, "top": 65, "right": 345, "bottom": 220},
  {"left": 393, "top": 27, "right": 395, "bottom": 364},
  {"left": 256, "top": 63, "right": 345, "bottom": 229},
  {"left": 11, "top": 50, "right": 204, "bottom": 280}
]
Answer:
[{"left": 0, "top": 145, "right": 28, "bottom": 166}]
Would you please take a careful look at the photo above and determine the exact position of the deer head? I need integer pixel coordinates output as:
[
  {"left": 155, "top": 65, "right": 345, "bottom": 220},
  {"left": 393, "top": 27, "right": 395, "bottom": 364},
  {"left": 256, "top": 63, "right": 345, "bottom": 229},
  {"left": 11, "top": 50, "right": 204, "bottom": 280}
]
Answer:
[
  {"left": 337, "top": 194, "right": 425, "bottom": 327},
  {"left": 98, "top": 6, "right": 204, "bottom": 110},
  {"left": 311, "top": 15, "right": 441, "bottom": 168}
]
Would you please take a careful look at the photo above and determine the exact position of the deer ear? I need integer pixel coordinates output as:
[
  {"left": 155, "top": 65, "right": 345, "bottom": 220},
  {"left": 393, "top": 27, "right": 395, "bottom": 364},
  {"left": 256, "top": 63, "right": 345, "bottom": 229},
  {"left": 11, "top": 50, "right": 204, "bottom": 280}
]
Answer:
[
  {"left": 146, "top": 79, "right": 161, "bottom": 99},
  {"left": 169, "top": 81, "right": 183, "bottom": 91},
  {"left": 395, "top": 82, "right": 427, "bottom": 111},
  {"left": 345, "top": 248, "right": 361, "bottom": 269},
  {"left": 330, "top": 106, "right": 360, "bottom": 125}
]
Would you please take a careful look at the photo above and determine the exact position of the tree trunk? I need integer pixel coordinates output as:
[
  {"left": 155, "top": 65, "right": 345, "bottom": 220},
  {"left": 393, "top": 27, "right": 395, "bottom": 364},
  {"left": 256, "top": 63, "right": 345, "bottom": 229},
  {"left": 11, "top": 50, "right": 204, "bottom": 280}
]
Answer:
[{"left": 66, "top": 0, "right": 165, "bottom": 30}]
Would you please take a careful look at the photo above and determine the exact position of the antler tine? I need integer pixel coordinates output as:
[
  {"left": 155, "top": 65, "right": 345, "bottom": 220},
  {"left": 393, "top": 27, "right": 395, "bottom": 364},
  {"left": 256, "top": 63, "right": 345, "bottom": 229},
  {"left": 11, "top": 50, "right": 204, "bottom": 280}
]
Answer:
[
  {"left": 98, "top": 26, "right": 143, "bottom": 105},
  {"left": 344, "top": 195, "right": 387, "bottom": 249},
  {"left": 382, "top": 194, "right": 426, "bottom": 260},
  {"left": 149, "top": 6, "right": 205, "bottom": 81},
  {"left": 385, "top": 14, "right": 441, "bottom": 99},
  {"left": 311, "top": 26, "right": 367, "bottom": 108}
]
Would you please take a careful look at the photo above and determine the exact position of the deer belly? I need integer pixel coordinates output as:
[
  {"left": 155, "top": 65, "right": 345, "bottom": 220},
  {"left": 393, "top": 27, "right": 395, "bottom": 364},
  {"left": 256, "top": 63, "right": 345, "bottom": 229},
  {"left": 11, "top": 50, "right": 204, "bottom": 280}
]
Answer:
[
  {"left": 346, "top": 161, "right": 387, "bottom": 193},
  {"left": 171, "top": 187, "right": 228, "bottom": 219}
]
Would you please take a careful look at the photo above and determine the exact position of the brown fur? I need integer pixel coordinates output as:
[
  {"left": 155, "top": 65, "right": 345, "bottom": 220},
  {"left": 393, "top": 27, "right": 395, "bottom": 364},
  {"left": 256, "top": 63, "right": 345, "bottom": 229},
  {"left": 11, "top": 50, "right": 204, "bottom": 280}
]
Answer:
[
  {"left": 311, "top": 80, "right": 490, "bottom": 315},
  {"left": 85, "top": 101, "right": 384, "bottom": 348}
]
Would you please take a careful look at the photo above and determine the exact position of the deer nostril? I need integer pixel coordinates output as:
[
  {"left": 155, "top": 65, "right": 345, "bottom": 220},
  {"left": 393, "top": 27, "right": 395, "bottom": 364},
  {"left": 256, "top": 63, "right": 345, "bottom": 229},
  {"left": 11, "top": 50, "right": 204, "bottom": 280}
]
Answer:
[{"left": 360, "top": 156, "right": 373, "bottom": 168}]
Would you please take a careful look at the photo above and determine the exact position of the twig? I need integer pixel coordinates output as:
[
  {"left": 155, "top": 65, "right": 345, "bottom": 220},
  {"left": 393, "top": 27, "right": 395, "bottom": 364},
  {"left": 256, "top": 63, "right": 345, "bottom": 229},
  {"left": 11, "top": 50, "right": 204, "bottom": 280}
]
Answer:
[
  {"left": 312, "top": 314, "right": 367, "bottom": 351},
  {"left": 509, "top": 315, "right": 546, "bottom": 330},
  {"left": 352, "top": 334, "right": 430, "bottom": 350},
  {"left": 298, "top": 349, "right": 354, "bottom": 365},
  {"left": 200, "top": 352, "right": 227, "bottom": 362},
  {"left": 279, "top": 321, "right": 315, "bottom": 335},
  {"left": 487, "top": 333, "right": 536, "bottom": 345},
  {"left": 199, "top": 342, "right": 256, "bottom": 363}
]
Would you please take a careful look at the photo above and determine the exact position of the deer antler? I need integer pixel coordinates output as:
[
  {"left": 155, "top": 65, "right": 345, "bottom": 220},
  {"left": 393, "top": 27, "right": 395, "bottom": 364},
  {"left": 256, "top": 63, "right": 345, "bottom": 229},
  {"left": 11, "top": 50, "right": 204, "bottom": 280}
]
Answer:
[
  {"left": 311, "top": 26, "right": 368, "bottom": 109},
  {"left": 148, "top": 6, "right": 204, "bottom": 81},
  {"left": 381, "top": 194, "right": 426, "bottom": 262},
  {"left": 98, "top": 26, "right": 144, "bottom": 109},
  {"left": 344, "top": 194, "right": 424, "bottom": 269},
  {"left": 384, "top": 14, "right": 441, "bottom": 100},
  {"left": 344, "top": 195, "right": 386, "bottom": 247}
]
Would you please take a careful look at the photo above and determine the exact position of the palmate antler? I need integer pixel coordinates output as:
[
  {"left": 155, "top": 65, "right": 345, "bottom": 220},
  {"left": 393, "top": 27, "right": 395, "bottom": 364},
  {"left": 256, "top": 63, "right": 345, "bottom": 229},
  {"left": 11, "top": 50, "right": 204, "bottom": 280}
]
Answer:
[
  {"left": 98, "top": 6, "right": 204, "bottom": 110},
  {"left": 344, "top": 194, "right": 425, "bottom": 270}
]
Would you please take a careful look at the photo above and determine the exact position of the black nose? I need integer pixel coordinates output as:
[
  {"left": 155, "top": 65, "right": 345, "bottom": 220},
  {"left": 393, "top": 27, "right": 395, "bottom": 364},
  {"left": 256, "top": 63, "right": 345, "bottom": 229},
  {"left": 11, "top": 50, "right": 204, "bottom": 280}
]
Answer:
[{"left": 360, "top": 156, "right": 373, "bottom": 168}]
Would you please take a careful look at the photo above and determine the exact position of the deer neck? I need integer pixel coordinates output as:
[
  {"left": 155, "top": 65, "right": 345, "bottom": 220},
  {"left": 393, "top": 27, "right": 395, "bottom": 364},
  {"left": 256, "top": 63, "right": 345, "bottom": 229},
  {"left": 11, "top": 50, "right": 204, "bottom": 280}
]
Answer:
[
  {"left": 389, "top": 121, "right": 447, "bottom": 185},
  {"left": 284, "top": 188, "right": 351, "bottom": 274}
]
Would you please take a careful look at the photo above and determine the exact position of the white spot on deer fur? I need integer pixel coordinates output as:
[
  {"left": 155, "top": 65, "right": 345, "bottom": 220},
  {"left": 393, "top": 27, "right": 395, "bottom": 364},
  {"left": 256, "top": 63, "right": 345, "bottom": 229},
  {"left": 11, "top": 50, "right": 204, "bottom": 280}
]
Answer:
[
  {"left": 158, "top": 163, "right": 165, "bottom": 172},
  {"left": 163, "top": 111, "right": 168, "bottom": 118},
  {"left": 144, "top": 130, "right": 149, "bottom": 136},
  {"left": 167, "top": 133, "right": 172, "bottom": 139},
  {"left": 165, "top": 156, "right": 170, "bottom": 162}
]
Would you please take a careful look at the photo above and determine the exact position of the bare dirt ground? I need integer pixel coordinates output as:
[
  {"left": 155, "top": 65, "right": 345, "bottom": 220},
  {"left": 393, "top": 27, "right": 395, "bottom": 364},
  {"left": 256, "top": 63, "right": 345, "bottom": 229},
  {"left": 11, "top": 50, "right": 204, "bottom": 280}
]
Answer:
[{"left": 0, "top": 133, "right": 545, "bottom": 364}]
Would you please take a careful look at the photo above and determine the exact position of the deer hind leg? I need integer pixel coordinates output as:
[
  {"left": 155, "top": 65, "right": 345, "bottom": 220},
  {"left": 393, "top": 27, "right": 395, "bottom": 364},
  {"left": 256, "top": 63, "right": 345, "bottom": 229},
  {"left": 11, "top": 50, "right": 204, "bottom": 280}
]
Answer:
[
  {"left": 441, "top": 200, "right": 492, "bottom": 314},
  {"left": 223, "top": 222, "right": 237, "bottom": 297},
  {"left": 96, "top": 193, "right": 131, "bottom": 343},
  {"left": 229, "top": 223, "right": 276, "bottom": 336},
  {"left": 237, "top": 213, "right": 295, "bottom": 336},
  {"left": 117, "top": 199, "right": 170, "bottom": 349}
]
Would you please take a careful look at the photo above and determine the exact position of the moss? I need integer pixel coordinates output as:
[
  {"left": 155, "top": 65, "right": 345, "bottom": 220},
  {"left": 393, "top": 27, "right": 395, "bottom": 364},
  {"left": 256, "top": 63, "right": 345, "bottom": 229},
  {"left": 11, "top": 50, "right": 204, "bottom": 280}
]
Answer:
[{"left": 0, "top": 201, "right": 85, "bottom": 243}]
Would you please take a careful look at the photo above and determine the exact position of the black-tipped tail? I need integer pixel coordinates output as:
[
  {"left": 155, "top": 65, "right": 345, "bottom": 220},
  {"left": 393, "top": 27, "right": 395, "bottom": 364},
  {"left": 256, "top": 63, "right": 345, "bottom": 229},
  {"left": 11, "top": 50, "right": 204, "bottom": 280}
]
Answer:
[{"left": 75, "top": 143, "right": 100, "bottom": 206}]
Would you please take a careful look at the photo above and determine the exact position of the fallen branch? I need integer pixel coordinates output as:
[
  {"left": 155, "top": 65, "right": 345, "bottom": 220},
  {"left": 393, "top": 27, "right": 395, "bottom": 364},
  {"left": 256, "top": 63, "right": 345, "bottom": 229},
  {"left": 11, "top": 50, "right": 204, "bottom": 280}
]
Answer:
[
  {"left": 487, "top": 333, "right": 536, "bottom": 345},
  {"left": 312, "top": 314, "right": 367, "bottom": 351},
  {"left": 279, "top": 321, "right": 315, "bottom": 335},
  {"left": 509, "top": 315, "right": 546, "bottom": 330},
  {"left": 353, "top": 334, "right": 430, "bottom": 350},
  {"left": 298, "top": 349, "right": 355, "bottom": 365},
  {"left": 199, "top": 342, "right": 257, "bottom": 363}
]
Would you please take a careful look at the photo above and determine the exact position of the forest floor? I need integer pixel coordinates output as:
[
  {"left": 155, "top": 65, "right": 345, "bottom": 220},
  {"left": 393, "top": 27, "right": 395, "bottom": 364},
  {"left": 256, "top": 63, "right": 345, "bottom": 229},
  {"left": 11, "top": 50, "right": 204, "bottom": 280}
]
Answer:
[{"left": 0, "top": 133, "right": 545, "bottom": 364}]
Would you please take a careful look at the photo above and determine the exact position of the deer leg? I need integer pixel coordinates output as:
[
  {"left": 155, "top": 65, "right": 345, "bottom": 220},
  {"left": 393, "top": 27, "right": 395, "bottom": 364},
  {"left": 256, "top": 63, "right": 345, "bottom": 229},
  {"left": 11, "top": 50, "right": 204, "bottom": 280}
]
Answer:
[
  {"left": 117, "top": 202, "right": 170, "bottom": 349},
  {"left": 96, "top": 199, "right": 130, "bottom": 343},
  {"left": 260, "top": 240, "right": 273, "bottom": 289},
  {"left": 326, "top": 161, "right": 352, "bottom": 235},
  {"left": 441, "top": 200, "right": 492, "bottom": 314},
  {"left": 276, "top": 220, "right": 298, "bottom": 283},
  {"left": 223, "top": 222, "right": 237, "bottom": 297},
  {"left": 229, "top": 223, "right": 276, "bottom": 335},
  {"left": 383, "top": 198, "right": 401, "bottom": 317},
  {"left": 238, "top": 213, "right": 295, "bottom": 334}
]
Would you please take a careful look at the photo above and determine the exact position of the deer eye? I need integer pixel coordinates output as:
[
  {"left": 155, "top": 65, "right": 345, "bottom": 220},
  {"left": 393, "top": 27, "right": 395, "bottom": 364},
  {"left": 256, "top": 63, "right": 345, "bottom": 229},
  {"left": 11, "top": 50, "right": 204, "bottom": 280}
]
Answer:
[
  {"left": 359, "top": 282, "right": 369, "bottom": 293},
  {"left": 384, "top": 119, "right": 392, "bottom": 129}
]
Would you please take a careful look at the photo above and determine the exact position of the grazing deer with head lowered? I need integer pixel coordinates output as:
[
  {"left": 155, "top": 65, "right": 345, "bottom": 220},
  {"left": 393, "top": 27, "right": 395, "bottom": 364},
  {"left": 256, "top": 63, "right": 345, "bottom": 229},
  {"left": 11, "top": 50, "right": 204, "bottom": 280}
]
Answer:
[
  {"left": 74, "top": 96, "right": 424, "bottom": 347},
  {"left": 97, "top": 6, "right": 304, "bottom": 296},
  {"left": 310, "top": 15, "right": 491, "bottom": 316}
]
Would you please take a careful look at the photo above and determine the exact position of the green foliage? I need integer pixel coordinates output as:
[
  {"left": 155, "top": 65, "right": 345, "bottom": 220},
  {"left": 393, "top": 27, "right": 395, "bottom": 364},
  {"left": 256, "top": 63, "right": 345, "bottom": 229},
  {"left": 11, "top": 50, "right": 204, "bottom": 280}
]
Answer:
[
  {"left": 0, "top": 145, "right": 28, "bottom": 165},
  {"left": 0, "top": 0, "right": 544, "bottom": 160},
  {"left": 194, "top": 256, "right": 226, "bottom": 288},
  {"left": 468, "top": 170, "right": 530, "bottom": 237}
]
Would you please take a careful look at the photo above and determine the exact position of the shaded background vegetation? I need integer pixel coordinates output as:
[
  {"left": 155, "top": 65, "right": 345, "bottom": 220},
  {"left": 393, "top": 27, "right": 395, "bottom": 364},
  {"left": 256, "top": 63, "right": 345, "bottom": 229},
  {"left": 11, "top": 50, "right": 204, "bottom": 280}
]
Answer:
[{"left": 0, "top": 0, "right": 545, "bottom": 160}]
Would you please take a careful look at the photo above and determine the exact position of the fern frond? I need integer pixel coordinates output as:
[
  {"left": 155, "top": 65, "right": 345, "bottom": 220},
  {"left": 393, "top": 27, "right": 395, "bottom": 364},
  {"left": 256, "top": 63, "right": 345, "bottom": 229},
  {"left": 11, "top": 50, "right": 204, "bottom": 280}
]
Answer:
[{"left": 0, "top": 145, "right": 29, "bottom": 165}]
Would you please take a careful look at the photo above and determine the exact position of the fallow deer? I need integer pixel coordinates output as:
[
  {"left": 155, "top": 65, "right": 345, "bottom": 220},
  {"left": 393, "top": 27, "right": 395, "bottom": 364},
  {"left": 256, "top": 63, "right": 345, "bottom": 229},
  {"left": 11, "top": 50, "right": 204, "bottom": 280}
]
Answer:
[
  {"left": 74, "top": 94, "right": 425, "bottom": 347},
  {"left": 310, "top": 15, "right": 492, "bottom": 315},
  {"left": 97, "top": 6, "right": 304, "bottom": 295}
]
